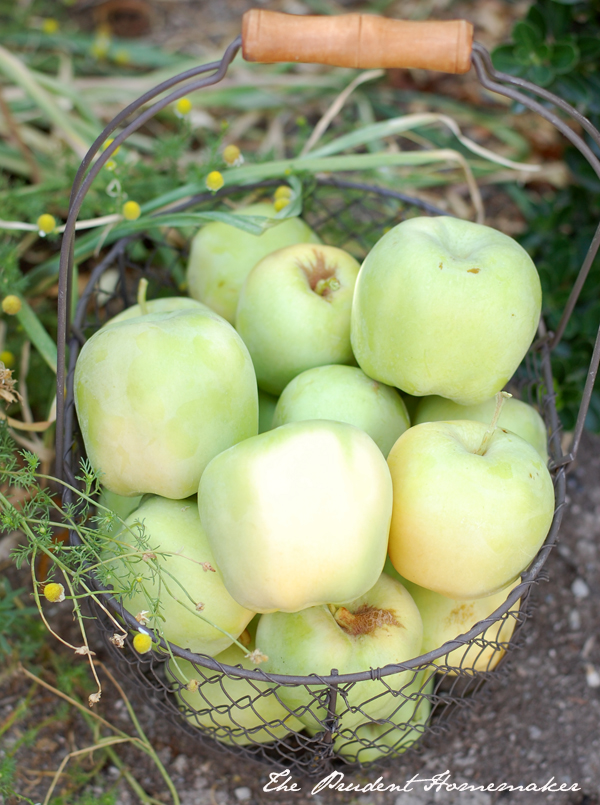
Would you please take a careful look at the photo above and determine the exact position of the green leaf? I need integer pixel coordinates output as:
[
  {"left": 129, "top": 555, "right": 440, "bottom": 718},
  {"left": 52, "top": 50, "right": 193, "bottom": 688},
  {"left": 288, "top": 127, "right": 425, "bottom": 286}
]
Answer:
[
  {"left": 526, "top": 6, "right": 547, "bottom": 39},
  {"left": 578, "top": 36, "right": 600, "bottom": 63},
  {"left": 515, "top": 45, "right": 535, "bottom": 66},
  {"left": 513, "top": 20, "right": 543, "bottom": 50},
  {"left": 545, "top": 2, "right": 573, "bottom": 38},
  {"left": 550, "top": 41, "right": 579, "bottom": 74},
  {"left": 527, "top": 64, "right": 556, "bottom": 87},
  {"left": 14, "top": 299, "right": 57, "bottom": 374},
  {"left": 555, "top": 74, "right": 593, "bottom": 106},
  {"left": 491, "top": 44, "right": 525, "bottom": 75}
]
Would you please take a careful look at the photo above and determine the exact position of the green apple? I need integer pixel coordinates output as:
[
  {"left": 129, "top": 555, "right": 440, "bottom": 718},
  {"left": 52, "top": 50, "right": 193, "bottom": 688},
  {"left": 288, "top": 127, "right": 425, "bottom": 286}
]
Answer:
[
  {"left": 198, "top": 420, "right": 393, "bottom": 613},
  {"left": 384, "top": 558, "right": 520, "bottom": 674},
  {"left": 235, "top": 243, "right": 361, "bottom": 395},
  {"left": 272, "top": 365, "right": 410, "bottom": 457},
  {"left": 105, "top": 496, "right": 255, "bottom": 656},
  {"left": 75, "top": 303, "right": 258, "bottom": 498},
  {"left": 387, "top": 420, "right": 554, "bottom": 599},
  {"left": 351, "top": 216, "right": 542, "bottom": 405},
  {"left": 102, "top": 296, "right": 210, "bottom": 329},
  {"left": 255, "top": 572, "right": 423, "bottom": 732},
  {"left": 186, "top": 202, "right": 320, "bottom": 323},
  {"left": 414, "top": 394, "right": 548, "bottom": 462},
  {"left": 165, "top": 624, "right": 304, "bottom": 746},
  {"left": 332, "top": 669, "right": 433, "bottom": 762},
  {"left": 258, "top": 389, "right": 278, "bottom": 433},
  {"left": 97, "top": 487, "right": 143, "bottom": 532}
]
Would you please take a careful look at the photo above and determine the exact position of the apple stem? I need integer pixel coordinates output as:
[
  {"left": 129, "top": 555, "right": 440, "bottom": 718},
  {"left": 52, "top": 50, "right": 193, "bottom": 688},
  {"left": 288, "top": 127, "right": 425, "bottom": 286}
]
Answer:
[
  {"left": 475, "top": 391, "right": 512, "bottom": 456},
  {"left": 314, "top": 276, "right": 340, "bottom": 296},
  {"left": 137, "top": 277, "right": 149, "bottom": 315}
]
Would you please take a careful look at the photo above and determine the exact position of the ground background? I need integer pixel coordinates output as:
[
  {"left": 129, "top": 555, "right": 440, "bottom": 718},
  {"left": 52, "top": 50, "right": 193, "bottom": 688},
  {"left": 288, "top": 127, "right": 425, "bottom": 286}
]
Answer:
[{"left": 1, "top": 1, "right": 599, "bottom": 803}]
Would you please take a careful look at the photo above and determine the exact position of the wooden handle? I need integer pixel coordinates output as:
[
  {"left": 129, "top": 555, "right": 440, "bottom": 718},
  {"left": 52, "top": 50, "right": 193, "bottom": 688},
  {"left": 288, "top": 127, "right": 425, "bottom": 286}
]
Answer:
[{"left": 242, "top": 10, "right": 473, "bottom": 74}]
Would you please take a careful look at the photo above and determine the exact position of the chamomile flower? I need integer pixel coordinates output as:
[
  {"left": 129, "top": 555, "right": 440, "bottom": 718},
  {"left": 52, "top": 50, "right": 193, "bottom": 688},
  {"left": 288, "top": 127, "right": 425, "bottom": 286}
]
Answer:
[
  {"left": 222, "top": 144, "right": 244, "bottom": 167},
  {"left": 175, "top": 97, "right": 192, "bottom": 117},
  {"left": 133, "top": 631, "right": 153, "bottom": 654},
  {"left": 44, "top": 583, "right": 65, "bottom": 603},
  {"left": 2, "top": 296, "right": 22, "bottom": 316},
  {"left": 206, "top": 171, "right": 224, "bottom": 193},
  {"left": 122, "top": 201, "right": 141, "bottom": 221},
  {"left": 37, "top": 214, "right": 56, "bottom": 236},
  {"left": 0, "top": 351, "right": 15, "bottom": 368},
  {"left": 42, "top": 18, "right": 59, "bottom": 34}
]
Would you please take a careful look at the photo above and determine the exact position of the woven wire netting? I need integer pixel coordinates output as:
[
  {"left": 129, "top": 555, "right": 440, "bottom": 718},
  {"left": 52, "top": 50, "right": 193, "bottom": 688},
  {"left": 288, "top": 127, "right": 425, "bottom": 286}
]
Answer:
[{"left": 63, "top": 178, "right": 565, "bottom": 777}]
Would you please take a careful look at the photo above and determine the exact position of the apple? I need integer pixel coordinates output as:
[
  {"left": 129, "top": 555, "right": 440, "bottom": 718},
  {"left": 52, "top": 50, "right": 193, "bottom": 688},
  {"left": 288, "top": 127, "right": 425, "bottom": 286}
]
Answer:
[
  {"left": 332, "top": 669, "right": 434, "bottom": 762},
  {"left": 198, "top": 419, "right": 393, "bottom": 613},
  {"left": 74, "top": 302, "right": 258, "bottom": 498},
  {"left": 384, "top": 558, "right": 521, "bottom": 674},
  {"left": 387, "top": 419, "right": 555, "bottom": 599},
  {"left": 102, "top": 296, "right": 210, "bottom": 329},
  {"left": 255, "top": 572, "right": 423, "bottom": 732},
  {"left": 165, "top": 620, "right": 304, "bottom": 746},
  {"left": 104, "top": 495, "right": 255, "bottom": 656},
  {"left": 414, "top": 394, "right": 548, "bottom": 462},
  {"left": 97, "top": 487, "right": 142, "bottom": 532},
  {"left": 258, "top": 389, "right": 278, "bottom": 433},
  {"left": 272, "top": 365, "right": 410, "bottom": 457},
  {"left": 235, "top": 243, "right": 360, "bottom": 395},
  {"left": 186, "top": 202, "right": 320, "bottom": 323},
  {"left": 351, "top": 216, "right": 542, "bottom": 405}
]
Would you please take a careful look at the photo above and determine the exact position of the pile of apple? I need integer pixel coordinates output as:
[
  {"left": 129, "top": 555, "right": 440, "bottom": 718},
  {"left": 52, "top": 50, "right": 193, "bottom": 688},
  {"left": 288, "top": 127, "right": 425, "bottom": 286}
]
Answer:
[{"left": 74, "top": 194, "right": 555, "bottom": 761}]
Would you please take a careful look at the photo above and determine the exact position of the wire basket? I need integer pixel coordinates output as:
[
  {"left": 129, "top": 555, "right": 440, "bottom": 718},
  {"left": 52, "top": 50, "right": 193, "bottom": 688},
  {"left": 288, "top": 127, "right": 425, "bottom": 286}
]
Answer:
[{"left": 55, "top": 11, "right": 600, "bottom": 778}]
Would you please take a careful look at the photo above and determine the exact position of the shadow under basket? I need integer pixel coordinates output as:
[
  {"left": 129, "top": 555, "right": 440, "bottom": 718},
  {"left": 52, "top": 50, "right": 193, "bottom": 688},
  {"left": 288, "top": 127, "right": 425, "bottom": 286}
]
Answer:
[{"left": 55, "top": 17, "right": 600, "bottom": 778}]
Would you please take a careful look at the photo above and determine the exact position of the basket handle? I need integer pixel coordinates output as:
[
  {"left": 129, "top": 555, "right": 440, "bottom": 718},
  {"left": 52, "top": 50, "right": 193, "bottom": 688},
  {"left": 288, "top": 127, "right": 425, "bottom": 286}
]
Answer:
[{"left": 242, "top": 9, "right": 473, "bottom": 74}]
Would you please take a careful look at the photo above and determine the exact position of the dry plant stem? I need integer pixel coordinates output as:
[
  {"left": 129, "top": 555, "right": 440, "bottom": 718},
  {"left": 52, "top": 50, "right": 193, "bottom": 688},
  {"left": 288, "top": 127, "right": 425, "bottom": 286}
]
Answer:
[
  {"left": 18, "top": 341, "right": 33, "bottom": 424},
  {"left": 20, "top": 665, "right": 179, "bottom": 804},
  {"left": 19, "top": 665, "right": 132, "bottom": 738},
  {"left": 476, "top": 391, "right": 512, "bottom": 456},
  {"left": 0, "top": 412, "right": 55, "bottom": 432},
  {"left": 300, "top": 68, "right": 384, "bottom": 156},
  {"left": 104, "top": 748, "right": 167, "bottom": 805},
  {"left": 97, "top": 660, "right": 181, "bottom": 805},
  {"left": 0, "top": 85, "right": 41, "bottom": 183},
  {"left": 30, "top": 548, "right": 82, "bottom": 653},
  {"left": 42, "top": 737, "right": 133, "bottom": 805}
]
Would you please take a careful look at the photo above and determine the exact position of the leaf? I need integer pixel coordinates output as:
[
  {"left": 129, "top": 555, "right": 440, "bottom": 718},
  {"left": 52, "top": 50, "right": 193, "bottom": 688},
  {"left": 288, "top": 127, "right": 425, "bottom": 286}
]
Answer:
[
  {"left": 545, "top": 1, "right": 573, "bottom": 38},
  {"left": 550, "top": 41, "right": 579, "bottom": 74},
  {"left": 491, "top": 45, "right": 525, "bottom": 76},
  {"left": 514, "top": 45, "right": 535, "bottom": 67},
  {"left": 526, "top": 6, "right": 547, "bottom": 39},
  {"left": 577, "top": 36, "right": 600, "bottom": 63},
  {"left": 527, "top": 64, "right": 555, "bottom": 87},
  {"left": 14, "top": 299, "right": 57, "bottom": 374},
  {"left": 513, "top": 20, "right": 543, "bottom": 50},
  {"left": 554, "top": 74, "right": 593, "bottom": 106}
]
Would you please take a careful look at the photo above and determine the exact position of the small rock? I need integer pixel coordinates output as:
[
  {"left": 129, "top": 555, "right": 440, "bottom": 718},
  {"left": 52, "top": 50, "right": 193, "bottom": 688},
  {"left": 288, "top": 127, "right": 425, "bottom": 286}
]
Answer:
[
  {"left": 585, "top": 664, "right": 600, "bottom": 689},
  {"left": 234, "top": 787, "right": 252, "bottom": 802},
  {"left": 569, "top": 608, "right": 581, "bottom": 630},
  {"left": 172, "top": 754, "right": 189, "bottom": 774},
  {"left": 571, "top": 578, "right": 590, "bottom": 599},
  {"left": 528, "top": 725, "right": 543, "bottom": 740}
]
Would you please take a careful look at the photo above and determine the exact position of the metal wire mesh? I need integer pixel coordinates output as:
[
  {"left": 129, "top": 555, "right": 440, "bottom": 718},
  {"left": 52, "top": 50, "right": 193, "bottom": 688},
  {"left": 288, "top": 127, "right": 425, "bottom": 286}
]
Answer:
[
  {"left": 62, "top": 178, "right": 552, "bottom": 776},
  {"left": 55, "top": 35, "right": 600, "bottom": 778}
]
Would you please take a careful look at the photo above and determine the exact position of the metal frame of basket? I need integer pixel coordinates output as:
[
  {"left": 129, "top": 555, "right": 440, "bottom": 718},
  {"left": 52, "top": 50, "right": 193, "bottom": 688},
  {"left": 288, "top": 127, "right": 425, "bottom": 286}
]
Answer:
[{"left": 53, "top": 22, "right": 600, "bottom": 778}]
